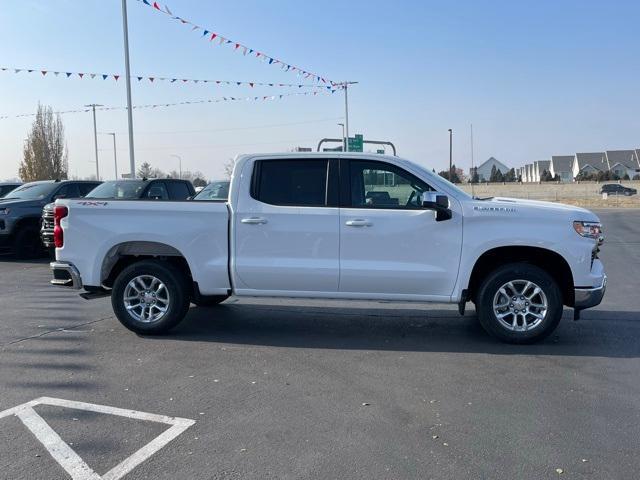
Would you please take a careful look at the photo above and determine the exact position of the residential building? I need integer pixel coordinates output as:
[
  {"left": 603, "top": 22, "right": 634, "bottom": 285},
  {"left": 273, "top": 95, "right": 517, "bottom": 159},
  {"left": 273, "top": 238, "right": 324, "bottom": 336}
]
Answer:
[
  {"left": 606, "top": 150, "right": 640, "bottom": 179},
  {"left": 471, "top": 157, "right": 510, "bottom": 182},
  {"left": 550, "top": 156, "right": 574, "bottom": 182},
  {"left": 573, "top": 152, "right": 608, "bottom": 179}
]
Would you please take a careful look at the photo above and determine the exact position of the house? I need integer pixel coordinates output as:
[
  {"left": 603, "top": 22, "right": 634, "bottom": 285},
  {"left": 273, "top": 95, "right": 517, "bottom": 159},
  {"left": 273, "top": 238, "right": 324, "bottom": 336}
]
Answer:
[
  {"left": 573, "top": 152, "right": 608, "bottom": 179},
  {"left": 550, "top": 156, "right": 574, "bottom": 182},
  {"left": 471, "top": 157, "right": 510, "bottom": 182},
  {"left": 606, "top": 150, "right": 640, "bottom": 179},
  {"left": 531, "top": 160, "right": 550, "bottom": 182}
]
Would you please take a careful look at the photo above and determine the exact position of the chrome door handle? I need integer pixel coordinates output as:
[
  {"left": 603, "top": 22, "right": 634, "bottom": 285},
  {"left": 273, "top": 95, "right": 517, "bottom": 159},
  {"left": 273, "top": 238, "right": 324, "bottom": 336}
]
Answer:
[
  {"left": 345, "top": 219, "right": 372, "bottom": 227},
  {"left": 241, "top": 217, "right": 268, "bottom": 225}
]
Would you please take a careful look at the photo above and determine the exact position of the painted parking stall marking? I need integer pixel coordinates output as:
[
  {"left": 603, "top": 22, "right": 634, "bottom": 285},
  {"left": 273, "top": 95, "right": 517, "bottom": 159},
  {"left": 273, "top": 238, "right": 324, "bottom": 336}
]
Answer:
[{"left": 0, "top": 397, "right": 195, "bottom": 480}]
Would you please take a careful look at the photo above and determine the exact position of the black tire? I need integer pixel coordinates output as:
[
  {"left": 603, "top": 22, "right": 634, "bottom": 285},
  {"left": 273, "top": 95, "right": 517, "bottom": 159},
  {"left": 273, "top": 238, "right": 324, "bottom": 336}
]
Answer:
[
  {"left": 111, "top": 260, "right": 191, "bottom": 334},
  {"left": 476, "top": 263, "right": 563, "bottom": 344},
  {"left": 192, "top": 295, "right": 229, "bottom": 307},
  {"left": 13, "top": 227, "right": 43, "bottom": 259}
]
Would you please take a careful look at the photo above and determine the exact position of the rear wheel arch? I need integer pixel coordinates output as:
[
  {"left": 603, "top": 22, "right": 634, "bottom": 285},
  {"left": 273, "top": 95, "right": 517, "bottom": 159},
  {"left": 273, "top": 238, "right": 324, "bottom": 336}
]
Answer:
[
  {"left": 100, "top": 241, "right": 193, "bottom": 291},
  {"left": 466, "top": 246, "right": 575, "bottom": 307}
]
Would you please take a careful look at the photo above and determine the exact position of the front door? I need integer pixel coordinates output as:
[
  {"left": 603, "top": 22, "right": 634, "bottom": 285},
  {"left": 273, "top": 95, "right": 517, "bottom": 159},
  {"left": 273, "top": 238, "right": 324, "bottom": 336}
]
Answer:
[
  {"left": 339, "top": 159, "right": 463, "bottom": 299},
  {"left": 233, "top": 158, "right": 340, "bottom": 293}
]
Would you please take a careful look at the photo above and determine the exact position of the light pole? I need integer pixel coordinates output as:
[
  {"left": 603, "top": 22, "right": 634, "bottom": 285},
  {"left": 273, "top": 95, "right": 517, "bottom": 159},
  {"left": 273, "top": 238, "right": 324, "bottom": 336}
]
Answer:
[
  {"left": 448, "top": 128, "right": 453, "bottom": 181},
  {"left": 101, "top": 133, "right": 118, "bottom": 179},
  {"left": 340, "top": 81, "right": 358, "bottom": 151},
  {"left": 121, "top": 0, "right": 136, "bottom": 178},
  {"left": 337, "top": 123, "right": 345, "bottom": 151},
  {"left": 170, "top": 154, "right": 182, "bottom": 179},
  {"left": 85, "top": 104, "right": 103, "bottom": 180}
]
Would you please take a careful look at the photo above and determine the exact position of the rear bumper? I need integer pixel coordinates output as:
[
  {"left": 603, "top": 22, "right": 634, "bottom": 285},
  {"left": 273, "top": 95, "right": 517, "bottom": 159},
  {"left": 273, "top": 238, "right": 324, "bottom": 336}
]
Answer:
[
  {"left": 574, "top": 275, "right": 606, "bottom": 309},
  {"left": 50, "top": 261, "right": 83, "bottom": 289}
]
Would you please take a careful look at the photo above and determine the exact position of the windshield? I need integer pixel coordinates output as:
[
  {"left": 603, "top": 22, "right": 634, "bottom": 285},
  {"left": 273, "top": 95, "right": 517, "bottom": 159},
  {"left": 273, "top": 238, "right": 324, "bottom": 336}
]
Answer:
[
  {"left": 86, "top": 181, "right": 148, "bottom": 199},
  {"left": 4, "top": 182, "right": 57, "bottom": 200},
  {"left": 193, "top": 181, "right": 230, "bottom": 201},
  {"left": 408, "top": 162, "right": 472, "bottom": 200}
]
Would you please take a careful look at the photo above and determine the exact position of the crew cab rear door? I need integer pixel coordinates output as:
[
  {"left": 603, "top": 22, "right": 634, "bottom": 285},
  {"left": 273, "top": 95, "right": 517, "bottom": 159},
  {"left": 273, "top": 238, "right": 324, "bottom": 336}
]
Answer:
[
  {"left": 338, "top": 159, "right": 463, "bottom": 299},
  {"left": 233, "top": 158, "right": 340, "bottom": 293}
]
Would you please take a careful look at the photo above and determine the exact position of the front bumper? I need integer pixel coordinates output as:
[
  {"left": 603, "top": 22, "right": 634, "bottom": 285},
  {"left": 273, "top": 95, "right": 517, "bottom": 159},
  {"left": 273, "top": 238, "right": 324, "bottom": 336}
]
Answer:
[
  {"left": 50, "top": 261, "right": 83, "bottom": 289},
  {"left": 574, "top": 275, "right": 607, "bottom": 309}
]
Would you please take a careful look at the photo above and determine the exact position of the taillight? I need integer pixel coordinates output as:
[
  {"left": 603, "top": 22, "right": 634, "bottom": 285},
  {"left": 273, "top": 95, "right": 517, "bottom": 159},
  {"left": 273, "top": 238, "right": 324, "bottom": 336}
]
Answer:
[{"left": 53, "top": 205, "right": 68, "bottom": 248}]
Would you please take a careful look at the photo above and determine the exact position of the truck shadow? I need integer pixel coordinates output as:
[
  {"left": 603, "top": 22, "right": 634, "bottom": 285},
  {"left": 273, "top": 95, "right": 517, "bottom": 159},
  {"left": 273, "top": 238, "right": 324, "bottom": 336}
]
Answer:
[{"left": 159, "top": 302, "right": 640, "bottom": 358}]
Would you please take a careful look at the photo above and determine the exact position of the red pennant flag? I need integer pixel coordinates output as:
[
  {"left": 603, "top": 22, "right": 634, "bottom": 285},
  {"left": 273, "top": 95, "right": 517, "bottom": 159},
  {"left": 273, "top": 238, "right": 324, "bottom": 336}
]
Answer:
[
  {"left": 153, "top": 2, "right": 161, "bottom": 10},
  {"left": 78, "top": 73, "right": 84, "bottom": 78},
  {"left": 210, "top": 33, "right": 217, "bottom": 41},
  {"left": 235, "top": 43, "right": 240, "bottom": 50},
  {"left": 114, "top": 75, "right": 120, "bottom": 81}
]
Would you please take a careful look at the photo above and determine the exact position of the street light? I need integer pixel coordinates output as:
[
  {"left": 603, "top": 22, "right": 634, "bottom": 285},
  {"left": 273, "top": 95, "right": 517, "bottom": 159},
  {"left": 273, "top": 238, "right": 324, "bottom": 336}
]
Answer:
[
  {"left": 84, "top": 104, "right": 103, "bottom": 180},
  {"left": 337, "top": 123, "right": 345, "bottom": 151},
  {"left": 170, "top": 154, "right": 182, "bottom": 179},
  {"left": 100, "top": 133, "right": 118, "bottom": 180},
  {"left": 121, "top": 0, "right": 136, "bottom": 178}
]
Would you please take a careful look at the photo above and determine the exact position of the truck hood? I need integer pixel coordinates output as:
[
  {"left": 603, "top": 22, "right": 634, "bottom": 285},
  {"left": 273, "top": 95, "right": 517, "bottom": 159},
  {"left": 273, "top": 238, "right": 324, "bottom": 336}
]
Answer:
[{"left": 472, "top": 197, "right": 599, "bottom": 222}]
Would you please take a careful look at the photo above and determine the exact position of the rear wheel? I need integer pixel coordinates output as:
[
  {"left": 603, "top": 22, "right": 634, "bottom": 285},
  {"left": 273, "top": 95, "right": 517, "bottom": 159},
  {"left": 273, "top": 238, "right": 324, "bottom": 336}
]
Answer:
[
  {"left": 111, "top": 260, "right": 190, "bottom": 334},
  {"left": 476, "top": 263, "right": 563, "bottom": 344},
  {"left": 13, "top": 227, "right": 43, "bottom": 259}
]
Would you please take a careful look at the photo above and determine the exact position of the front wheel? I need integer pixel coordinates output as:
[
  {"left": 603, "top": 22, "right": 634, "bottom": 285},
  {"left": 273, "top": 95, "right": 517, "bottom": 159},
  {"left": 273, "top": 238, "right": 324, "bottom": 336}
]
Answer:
[
  {"left": 476, "top": 263, "right": 563, "bottom": 344},
  {"left": 111, "top": 260, "right": 190, "bottom": 334}
]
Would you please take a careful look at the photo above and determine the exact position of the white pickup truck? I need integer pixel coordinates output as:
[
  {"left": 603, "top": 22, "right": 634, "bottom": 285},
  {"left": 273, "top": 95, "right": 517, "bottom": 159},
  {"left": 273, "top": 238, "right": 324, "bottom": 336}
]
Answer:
[{"left": 50, "top": 153, "right": 606, "bottom": 343}]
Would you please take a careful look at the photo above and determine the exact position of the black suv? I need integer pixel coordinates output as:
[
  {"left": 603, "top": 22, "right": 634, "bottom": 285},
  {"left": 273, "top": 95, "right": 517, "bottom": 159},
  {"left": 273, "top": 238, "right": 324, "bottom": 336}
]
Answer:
[
  {"left": 600, "top": 183, "right": 637, "bottom": 196},
  {"left": 41, "top": 178, "right": 196, "bottom": 250},
  {"left": 0, "top": 180, "right": 101, "bottom": 258}
]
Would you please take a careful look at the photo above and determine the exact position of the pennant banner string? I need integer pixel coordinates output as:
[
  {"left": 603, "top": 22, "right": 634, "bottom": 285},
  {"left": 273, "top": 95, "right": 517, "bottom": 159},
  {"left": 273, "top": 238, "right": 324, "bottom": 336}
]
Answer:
[
  {"left": 134, "top": 0, "right": 334, "bottom": 85},
  {"left": 0, "top": 66, "right": 334, "bottom": 90},
  {"left": 0, "top": 88, "right": 339, "bottom": 120}
]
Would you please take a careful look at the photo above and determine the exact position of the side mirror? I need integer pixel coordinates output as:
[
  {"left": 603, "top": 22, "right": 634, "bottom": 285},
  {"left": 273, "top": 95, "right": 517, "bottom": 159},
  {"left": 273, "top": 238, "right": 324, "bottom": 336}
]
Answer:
[{"left": 421, "top": 192, "right": 452, "bottom": 222}]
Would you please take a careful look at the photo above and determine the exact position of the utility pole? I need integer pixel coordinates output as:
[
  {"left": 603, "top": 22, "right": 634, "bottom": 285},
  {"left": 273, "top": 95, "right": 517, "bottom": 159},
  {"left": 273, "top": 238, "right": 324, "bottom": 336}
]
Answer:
[
  {"left": 470, "top": 124, "right": 475, "bottom": 197},
  {"left": 105, "top": 133, "right": 118, "bottom": 179},
  {"left": 170, "top": 154, "right": 182, "bottom": 179},
  {"left": 341, "top": 81, "right": 358, "bottom": 152},
  {"left": 121, "top": 0, "right": 136, "bottom": 178},
  {"left": 85, "top": 104, "right": 103, "bottom": 180},
  {"left": 448, "top": 128, "right": 453, "bottom": 181}
]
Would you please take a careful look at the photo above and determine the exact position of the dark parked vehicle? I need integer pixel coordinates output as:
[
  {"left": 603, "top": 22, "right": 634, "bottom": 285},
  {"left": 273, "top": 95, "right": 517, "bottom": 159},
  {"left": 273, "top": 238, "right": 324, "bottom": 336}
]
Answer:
[
  {"left": 1, "top": 180, "right": 100, "bottom": 258},
  {"left": 41, "top": 178, "right": 196, "bottom": 250},
  {"left": 192, "top": 180, "right": 230, "bottom": 201},
  {"left": 600, "top": 183, "right": 637, "bottom": 196},
  {"left": 0, "top": 182, "right": 22, "bottom": 198}
]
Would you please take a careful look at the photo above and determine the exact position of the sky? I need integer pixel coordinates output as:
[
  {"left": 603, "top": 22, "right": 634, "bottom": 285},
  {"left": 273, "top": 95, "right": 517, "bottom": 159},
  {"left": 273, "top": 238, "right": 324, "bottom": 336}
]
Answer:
[{"left": 1, "top": 0, "right": 639, "bottom": 181}]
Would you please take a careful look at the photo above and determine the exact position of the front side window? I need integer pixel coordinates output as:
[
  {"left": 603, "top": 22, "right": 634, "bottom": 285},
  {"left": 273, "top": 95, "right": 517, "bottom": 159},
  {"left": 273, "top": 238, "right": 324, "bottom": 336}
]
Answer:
[
  {"left": 349, "top": 160, "right": 432, "bottom": 209},
  {"left": 252, "top": 159, "right": 328, "bottom": 207},
  {"left": 86, "top": 181, "right": 148, "bottom": 199},
  {"left": 145, "top": 182, "right": 169, "bottom": 200}
]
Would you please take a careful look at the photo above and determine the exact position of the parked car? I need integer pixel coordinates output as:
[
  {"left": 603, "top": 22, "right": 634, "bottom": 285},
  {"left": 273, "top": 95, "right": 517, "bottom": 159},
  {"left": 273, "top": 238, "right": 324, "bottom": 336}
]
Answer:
[
  {"left": 600, "top": 183, "right": 637, "bottom": 196},
  {"left": 0, "top": 180, "right": 100, "bottom": 258},
  {"left": 41, "top": 178, "right": 195, "bottom": 250},
  {"left": 192, "top": 180, "right": 230, "bottom": 201},
  {"left": 0, "top": 182, "right": 22, "bottom": 198},
  {"left": 50, "top": 153, "right": 606, "bottom": 344}
]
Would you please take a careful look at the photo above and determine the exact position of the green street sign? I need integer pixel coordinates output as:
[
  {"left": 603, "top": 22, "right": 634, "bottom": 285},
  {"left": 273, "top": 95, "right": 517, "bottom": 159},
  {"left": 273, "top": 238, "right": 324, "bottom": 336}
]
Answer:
[
  {"left": 376, "top": 149, "right": 385, "bottom": 154},
  {"left": 347, "top": 134, "right": 363, "bottom": 152}
]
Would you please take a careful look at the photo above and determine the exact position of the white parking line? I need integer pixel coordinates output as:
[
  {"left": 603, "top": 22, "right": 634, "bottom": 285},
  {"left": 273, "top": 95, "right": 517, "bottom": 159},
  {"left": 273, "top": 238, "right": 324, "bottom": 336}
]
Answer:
[{"left": 0, "top": 397, "right": 195, "bottom": 480}]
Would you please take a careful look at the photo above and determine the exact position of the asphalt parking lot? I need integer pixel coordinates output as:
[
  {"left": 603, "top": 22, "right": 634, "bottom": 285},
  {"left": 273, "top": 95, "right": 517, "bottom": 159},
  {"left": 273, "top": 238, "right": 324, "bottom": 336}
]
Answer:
[{"left": 1, "top": 209, "right": 639, "bottom": 480}]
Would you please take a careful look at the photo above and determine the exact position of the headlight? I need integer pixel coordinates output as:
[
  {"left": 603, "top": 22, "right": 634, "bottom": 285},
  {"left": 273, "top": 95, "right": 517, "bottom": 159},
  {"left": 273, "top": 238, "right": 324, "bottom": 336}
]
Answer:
[
  {"left": 573, "top": 221, "right": 603, "bottom": 243},
  {"left": 0, "top": 207, "right": 10, "bottom": 215}
]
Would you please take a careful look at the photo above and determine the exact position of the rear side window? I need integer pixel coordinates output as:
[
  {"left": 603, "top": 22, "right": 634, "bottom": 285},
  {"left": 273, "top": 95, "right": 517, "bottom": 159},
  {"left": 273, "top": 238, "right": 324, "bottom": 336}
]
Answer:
[
  {"left": 167, "top": 181, "right": 192, "bottom": 200},
  {"left": 54, "top": 184, "right": 80, "bottom": 199},
  {"left": 145, "top": 182, "right": 169, "bottom": 200},
  {"left": 252, "top": 159, "right": 329, "bottom": 207}
]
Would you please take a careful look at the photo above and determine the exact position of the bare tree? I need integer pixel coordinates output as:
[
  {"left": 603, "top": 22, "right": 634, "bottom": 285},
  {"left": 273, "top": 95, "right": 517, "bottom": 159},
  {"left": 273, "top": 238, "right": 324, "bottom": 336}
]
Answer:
[
  {"left": 223, "top": 158, "right": 235, "bottom": 179},
  {"left": 19, "top": 104, "right": 68, "bottom": 181}
]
